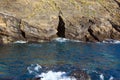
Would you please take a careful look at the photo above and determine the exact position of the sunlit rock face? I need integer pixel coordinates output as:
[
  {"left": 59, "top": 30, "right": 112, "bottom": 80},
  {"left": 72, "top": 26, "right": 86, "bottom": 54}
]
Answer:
[{"left": 0, "top": 0, "right": 120, "bottom": 43}]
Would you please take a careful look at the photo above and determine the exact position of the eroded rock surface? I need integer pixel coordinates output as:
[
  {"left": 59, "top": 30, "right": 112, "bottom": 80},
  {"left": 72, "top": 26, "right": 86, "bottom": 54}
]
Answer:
[{"left": 0, "top": 0, "right": 120, "bottom": 43}]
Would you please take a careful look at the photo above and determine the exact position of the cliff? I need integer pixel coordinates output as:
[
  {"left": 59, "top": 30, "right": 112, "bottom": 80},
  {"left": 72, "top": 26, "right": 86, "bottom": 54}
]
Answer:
[{"left": 0, "top": 0, "right": 120, "bottom": 43}]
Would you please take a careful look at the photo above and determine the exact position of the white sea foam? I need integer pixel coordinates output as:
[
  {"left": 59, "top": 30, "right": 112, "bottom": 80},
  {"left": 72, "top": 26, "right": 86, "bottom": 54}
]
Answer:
[
  {"left": 109, "top": 76, "right": 114, "bottom": 80},
  {"left": 14, "top": 40, "right": 27, "bottom": 43},
  {"left": 27, "top": 64, "right": 76, "bottom": 80},
  {"left": 27, "top": 64, "right": 116, "bottom": 80},
  {"left": 53, "top": 38, "right": 69, "bottom": 42},
  {"left": 100, "top": 74, "right": 104, "bottom": 80},
  {"left": 36, "top": 71, "right": 76, "bottom": 80},
  {"left": 102, "top": 39, "right": 120, "bottom": 44},
  {"left": 35, "top": 70, "right": 116, "bottom": 80},
  {"left": 99, "top": 74, "right": 115, "bottom": 80},
  {"left": 34, "top": 64, "right": 42, "bottom": 71},
  {"left": 27, "top": 64, "right": 42, "bottom": 74},
  {"left": 53, "top": 38, "right": 81, "bottom": 42}
]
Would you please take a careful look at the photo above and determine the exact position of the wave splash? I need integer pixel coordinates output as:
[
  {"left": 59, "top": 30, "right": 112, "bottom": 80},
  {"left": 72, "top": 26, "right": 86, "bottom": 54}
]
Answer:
[
  {"left": 27, "top": 64, "right": 76, "bottom": 80},
  {"left": 36, "top": 71, "right": 76, "bottom": 80},
  {"left": 27, "top": 64, "right": 116, "bottom": 80},
  {"left": 27, "top": 64, "right": 42, "bottom": 75}
]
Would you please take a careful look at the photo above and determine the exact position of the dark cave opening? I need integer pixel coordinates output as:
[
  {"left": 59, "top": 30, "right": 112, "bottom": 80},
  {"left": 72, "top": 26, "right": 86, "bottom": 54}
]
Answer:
[
  {"left": 57, "top": 16, "right": 65, "bottom": 38},
  {"left": 21, "top": 30, "right": 26, "bottom": 38}
]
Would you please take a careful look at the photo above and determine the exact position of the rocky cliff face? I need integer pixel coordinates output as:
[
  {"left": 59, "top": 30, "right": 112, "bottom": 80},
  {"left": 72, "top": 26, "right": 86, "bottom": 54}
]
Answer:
[{"left": 0, "top": 0, "right": 120, "bottom": 43}]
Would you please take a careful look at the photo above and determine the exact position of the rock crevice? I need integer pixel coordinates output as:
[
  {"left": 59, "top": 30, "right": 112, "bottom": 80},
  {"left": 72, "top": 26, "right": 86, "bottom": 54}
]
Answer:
[
  {"left": 109, "top": 21, "right": 120, "bottom": 33},
  {"left": 114, "top": 0, "right": 120, "bottom": 7},
  {"left": 57, "top": 15, "right": 65, "bottom": 38},
  {"left": 88, "top": 27, "right": 100, "bottom": 42}
]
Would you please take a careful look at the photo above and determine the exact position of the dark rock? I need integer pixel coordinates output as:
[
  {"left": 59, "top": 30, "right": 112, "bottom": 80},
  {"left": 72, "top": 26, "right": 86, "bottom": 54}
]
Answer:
[
  {"left": 70, "top": 70, "right": 91, "bottom": 80},
  {"left": 32, "top": 77, "right": 41, "bottom": 80}
]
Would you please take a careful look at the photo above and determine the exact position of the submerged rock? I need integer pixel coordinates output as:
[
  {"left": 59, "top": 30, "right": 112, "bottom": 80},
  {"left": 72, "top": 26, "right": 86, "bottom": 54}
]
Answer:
[
  {"left": 70, "top": 70, "right": 91, "bottom": 80},
  {"left": 0, "top": 0, "right": 120, "bottom": 43},
  {"left": 32, "top": 77, "right": 41, "bottom": 80}
]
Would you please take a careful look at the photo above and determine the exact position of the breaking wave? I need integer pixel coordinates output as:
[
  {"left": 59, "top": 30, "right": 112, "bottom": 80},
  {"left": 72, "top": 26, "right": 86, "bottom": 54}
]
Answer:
[
  {"left": 27, "top": 64, "right": 116, "bottom": 80},
  {"left": 27, "top": 64, "right": 76, "bottom": 80},
  {"left": 36, "top": 71, "right": 76, "bottom": 80}
]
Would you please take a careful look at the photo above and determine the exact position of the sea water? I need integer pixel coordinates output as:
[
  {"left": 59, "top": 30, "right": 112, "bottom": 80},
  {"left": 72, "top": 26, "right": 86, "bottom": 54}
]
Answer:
[{"left": 0, "top": 38, "right": 120, "bottom": 80}]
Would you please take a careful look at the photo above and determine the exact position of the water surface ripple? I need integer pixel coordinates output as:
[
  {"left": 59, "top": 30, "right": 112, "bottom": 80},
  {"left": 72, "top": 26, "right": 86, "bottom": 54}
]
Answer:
[{"left": 0, "top": 40, "right": 120, "bottom": 80}]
